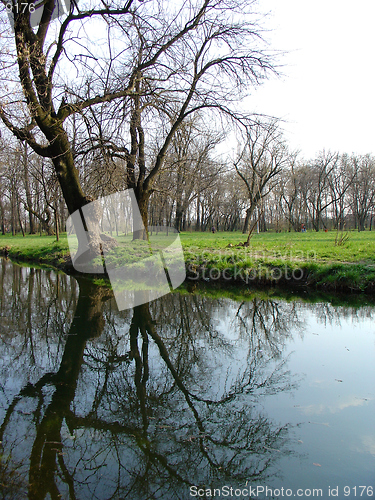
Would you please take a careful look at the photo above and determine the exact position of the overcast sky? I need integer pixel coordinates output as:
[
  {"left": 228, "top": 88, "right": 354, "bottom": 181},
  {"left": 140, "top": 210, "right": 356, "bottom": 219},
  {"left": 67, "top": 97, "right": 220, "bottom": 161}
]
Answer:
[{"left": 246, "top": 0, "right": 375, "bottom": 158}]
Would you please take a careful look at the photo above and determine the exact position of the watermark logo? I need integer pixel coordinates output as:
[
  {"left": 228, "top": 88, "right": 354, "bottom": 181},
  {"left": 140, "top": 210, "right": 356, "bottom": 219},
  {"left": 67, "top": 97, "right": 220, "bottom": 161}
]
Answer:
[
  {"left": 186, "top": 248, "right": 313, "bottom": 284},
  {"left": 6, "top": 0, "right": 75, "bottom": 31},
  {"left": 66, "top": 189, "right": 186, "bottom": 311}
]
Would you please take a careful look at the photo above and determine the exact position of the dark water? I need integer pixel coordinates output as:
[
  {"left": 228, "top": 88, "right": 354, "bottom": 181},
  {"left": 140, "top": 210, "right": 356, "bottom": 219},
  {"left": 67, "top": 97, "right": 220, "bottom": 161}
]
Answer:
[{"left": 0, "top": 259, "right": 374, "bottom": 499}]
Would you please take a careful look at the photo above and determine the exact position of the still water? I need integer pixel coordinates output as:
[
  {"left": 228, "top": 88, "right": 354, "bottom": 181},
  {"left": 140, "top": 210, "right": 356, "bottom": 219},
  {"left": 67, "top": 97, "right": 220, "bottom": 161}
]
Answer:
[{"left": 0, "top": 259, "right": 374, "bottom": 499}]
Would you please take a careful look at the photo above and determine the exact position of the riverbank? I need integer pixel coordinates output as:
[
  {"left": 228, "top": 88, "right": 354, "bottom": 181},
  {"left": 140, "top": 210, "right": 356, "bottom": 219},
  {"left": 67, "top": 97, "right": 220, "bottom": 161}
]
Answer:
[{"left": 1, "top": 231, "right": 375, "bottom": 293}]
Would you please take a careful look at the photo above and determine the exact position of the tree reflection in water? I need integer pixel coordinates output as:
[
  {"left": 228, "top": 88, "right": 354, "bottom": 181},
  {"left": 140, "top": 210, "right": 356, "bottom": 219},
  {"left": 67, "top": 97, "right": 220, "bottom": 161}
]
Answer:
[{"left": 0, "top": 261, "right": 303, "bottom": 499}]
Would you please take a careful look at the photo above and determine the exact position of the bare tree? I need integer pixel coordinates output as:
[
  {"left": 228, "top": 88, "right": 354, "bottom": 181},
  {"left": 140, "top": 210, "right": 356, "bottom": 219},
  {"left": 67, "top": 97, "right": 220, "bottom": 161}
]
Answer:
[
  {"left": 327, "top": 153, "right": 354, "bottom": 230},
  {"left": 276, "top": 154, "right": 304, "bottom": 232},
  {"left": 234, "top": 120, "right": 289, "bottom": 244}
]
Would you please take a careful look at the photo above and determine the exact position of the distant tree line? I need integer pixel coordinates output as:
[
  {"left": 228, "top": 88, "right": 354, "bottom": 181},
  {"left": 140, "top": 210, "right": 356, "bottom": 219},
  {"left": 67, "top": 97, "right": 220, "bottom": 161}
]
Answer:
[
  {"left": 151, "top": 143, "right": 375, "bottom": 233},
  {"left": 1, "top": 128, "right": 374, "bottom": 236}
]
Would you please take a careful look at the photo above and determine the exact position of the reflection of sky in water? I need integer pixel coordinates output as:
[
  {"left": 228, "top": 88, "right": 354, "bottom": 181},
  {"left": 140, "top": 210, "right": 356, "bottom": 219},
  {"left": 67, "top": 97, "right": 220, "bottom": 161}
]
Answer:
[
  {"left": 194, "top": 300, "right": 375, "bottom": 493},
  {"left": 256, "top": 312, "right": 375, "bottom": 493}
]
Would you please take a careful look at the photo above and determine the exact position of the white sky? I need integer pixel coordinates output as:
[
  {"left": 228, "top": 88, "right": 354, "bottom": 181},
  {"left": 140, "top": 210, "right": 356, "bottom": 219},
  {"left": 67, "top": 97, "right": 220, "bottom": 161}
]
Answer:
[{"left": 246, "top": 0, "right": 375, "bottom": 158}]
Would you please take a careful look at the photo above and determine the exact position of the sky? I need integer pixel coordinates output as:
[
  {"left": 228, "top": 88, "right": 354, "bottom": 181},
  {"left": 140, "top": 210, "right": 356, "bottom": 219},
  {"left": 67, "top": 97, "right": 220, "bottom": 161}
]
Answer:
[{"left": 246, "top": 0, "right": 375, "bottom": 158}]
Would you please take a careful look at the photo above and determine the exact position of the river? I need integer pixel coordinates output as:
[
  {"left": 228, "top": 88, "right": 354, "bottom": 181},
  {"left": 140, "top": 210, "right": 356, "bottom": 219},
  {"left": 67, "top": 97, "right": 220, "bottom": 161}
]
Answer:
[{"left": 0, "top": 259, "right": 374, "bottom": 499}]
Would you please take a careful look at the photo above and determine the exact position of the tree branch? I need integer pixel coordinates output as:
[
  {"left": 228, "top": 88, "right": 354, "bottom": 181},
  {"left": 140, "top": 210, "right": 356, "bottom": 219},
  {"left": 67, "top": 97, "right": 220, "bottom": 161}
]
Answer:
[{"left": 0, "top": 108, "right": 52, "bottom": 157}]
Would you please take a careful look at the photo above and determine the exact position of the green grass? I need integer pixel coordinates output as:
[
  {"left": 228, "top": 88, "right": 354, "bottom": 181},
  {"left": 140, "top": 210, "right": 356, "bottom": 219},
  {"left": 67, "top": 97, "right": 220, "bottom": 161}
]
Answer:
[
  {"left": 1, "top": 229, "right": 374, "bottom": 293},
  {"left": 179, "top": 230, "right": 375, "bottom": 265},
  {"left": 0, "top": 234, "right": 70, "bottom": 264}
]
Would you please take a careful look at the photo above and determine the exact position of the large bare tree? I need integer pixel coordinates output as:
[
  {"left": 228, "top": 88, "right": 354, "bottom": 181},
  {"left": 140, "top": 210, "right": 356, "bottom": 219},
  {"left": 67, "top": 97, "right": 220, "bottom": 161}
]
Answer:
[{"left": 0, "top": 0, "right": 276, "bottom": 253}]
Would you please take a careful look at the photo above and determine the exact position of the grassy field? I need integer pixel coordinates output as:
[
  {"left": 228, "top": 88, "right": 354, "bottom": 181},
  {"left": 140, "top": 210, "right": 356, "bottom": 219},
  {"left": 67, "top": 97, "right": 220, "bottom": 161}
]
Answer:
[
  {"left": 0, "top": 234, "right": 70, "bottom": 264},
  {"left": 1, "top": 230, "right": 374, "bottom": 292},
  {"left": 180, "top": 229, "right": 375, "bottom": 263}
]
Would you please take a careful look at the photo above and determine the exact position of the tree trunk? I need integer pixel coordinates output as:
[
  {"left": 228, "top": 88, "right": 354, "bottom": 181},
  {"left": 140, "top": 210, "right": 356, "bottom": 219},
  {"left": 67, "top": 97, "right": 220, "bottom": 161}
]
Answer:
[
  {"left": 54, "top": 207, "right": 59, "bottom": 242},
  {"left": 133, "top": 189, "right": 150, "bottom": 240},
  {"left": 23, "top": 143, "right": 36, "bottom": 234},
  {"left": 175, "top": 207, "right": 183, "bottom": 232},
  {"left": 242, "top": 208, "right": 251, "bottom": 234},
  {"left": 195, "top": 196, "right": 201, "bottom": 231},
  {"left": 11, "top": 191, "right": 16, "bottom": 236},
  {"left": 0, "top": 198, "right": 5, "bottom": 235},
  {"left": 46, "top": 125, "right": 87, "bottom": 216},
  {"left": 17, "top": 200, "right": 25, "bottom": 237},
  {"left": 46, "top": 127, "right": 118, "bottom": 258},
  {"left": 358, "top": 216, "right": 366, "bottom": 232}
]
